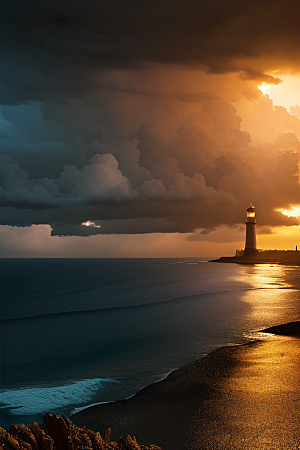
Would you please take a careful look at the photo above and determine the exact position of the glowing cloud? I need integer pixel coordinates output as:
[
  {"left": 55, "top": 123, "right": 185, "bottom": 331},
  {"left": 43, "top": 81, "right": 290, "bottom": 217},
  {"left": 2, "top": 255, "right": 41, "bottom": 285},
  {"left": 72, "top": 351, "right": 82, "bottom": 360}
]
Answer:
[
  {"left": 81, "top": 221, "right": 101, "bottom": 228},
  {"left": 258, "top": 83, "right": 272, "bottom": 97},
  {"left": 269, "top": 74, "right": 300, "bottom": 110},
  {"left": 276, "top": 206, "right": 300, "bottom": 218},
  {"left": 0, "top": 0, "right": 300, "bottom": 255}
]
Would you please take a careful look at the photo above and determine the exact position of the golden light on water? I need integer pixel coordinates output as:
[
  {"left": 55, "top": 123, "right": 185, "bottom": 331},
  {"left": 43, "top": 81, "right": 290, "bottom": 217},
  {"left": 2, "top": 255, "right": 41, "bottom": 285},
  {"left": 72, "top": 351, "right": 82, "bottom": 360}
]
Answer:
[
  {"left": 239, "top": 263, "right": 291, "bottom": 290},
  {"left": 220, "top": 337, "right": 300, "bottom": 448},
  {"left": 192, "top": 262, "right": 300, "bottom": 448},
  {"left": 276, "top": 205, "right": 300, "bottom": 218},
  {"left": 234, "top": 264, "right": 299, "bottom": 330}
]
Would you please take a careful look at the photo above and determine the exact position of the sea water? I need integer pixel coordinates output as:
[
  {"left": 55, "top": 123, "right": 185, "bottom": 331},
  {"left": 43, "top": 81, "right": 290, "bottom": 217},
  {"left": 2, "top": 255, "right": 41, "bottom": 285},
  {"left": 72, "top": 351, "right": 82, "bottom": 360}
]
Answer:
[{"left": 0, "top": 258, "right": 299, "bottom": 429}]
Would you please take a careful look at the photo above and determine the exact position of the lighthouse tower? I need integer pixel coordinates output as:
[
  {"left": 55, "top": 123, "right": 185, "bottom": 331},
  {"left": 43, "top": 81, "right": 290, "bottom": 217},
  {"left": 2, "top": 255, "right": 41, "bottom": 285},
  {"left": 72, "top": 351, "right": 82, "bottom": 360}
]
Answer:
[{"left": 244, "top": 203, "right": 257, "bottom": 255}]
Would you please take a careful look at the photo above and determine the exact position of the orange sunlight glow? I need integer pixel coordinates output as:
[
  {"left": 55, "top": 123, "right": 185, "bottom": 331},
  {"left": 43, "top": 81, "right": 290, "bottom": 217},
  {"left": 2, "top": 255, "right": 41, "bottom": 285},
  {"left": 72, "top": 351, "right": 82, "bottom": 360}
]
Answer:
[
  {"left": 269, "top": 74, "right": 300, "bottom": 110},
  {"left": 276, "top": 206, "right": 300, "bottom": 218},
  {"left": 81, "top": 220, "right": 101, "bottom": 228},
  {"left": 258, "top": 75, "right": 300, "bottom": 110},
  {"left": 258, "top": 82, "right": 272, "bottom": 97},
  {"left": 258, "top": 225, "right": 300, "bottom": 251}
]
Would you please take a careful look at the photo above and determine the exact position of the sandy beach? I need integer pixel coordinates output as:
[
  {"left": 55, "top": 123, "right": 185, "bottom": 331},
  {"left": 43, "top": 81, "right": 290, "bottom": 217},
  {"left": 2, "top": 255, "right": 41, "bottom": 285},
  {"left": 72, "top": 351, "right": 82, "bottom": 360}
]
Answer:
[{"left": 73, "top": 321, "right": 300, "bottom": 449}]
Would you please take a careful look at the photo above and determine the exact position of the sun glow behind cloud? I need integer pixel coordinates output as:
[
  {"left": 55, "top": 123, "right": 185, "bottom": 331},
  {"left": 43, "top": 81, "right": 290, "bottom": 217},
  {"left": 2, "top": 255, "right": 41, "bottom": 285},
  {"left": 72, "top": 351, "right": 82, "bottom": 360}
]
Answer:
[
  {"left": 1, "top": 1, "right": 300, "bottom": 257},
  {"left": 258, "top": 75, "right": 300, "bottom": 111},
  {"left": 269, "top": 74, "right": 300, "bottom": 110},
  {"left": 258, "top": 225, "right": 300, "bottom": 250},
  {"left": 258, "top": 83, "right": 272, "bottom": 97},
  {"left": 81, "top": 221, "right": 101, "bottom": 228},
  {"left": 276, "top": 206, "right": 300, "bottom": 218}
]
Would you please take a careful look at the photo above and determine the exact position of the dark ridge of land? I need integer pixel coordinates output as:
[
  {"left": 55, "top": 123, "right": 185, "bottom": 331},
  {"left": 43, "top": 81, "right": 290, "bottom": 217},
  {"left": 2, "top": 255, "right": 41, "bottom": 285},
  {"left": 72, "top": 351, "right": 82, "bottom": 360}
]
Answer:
[
  {"left": 212, "top": 250, "right": 300, "bottom": 265},
  {"left": 260, "top": 320, "right": 300, "bottom": 337}
]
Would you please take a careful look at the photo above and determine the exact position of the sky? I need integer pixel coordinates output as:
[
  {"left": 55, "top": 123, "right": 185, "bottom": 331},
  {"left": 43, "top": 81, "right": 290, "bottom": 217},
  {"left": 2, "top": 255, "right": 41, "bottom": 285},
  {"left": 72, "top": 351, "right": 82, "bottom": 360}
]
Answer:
[{"left": 0, "top": 0, "right": 300, "bottom": 257}]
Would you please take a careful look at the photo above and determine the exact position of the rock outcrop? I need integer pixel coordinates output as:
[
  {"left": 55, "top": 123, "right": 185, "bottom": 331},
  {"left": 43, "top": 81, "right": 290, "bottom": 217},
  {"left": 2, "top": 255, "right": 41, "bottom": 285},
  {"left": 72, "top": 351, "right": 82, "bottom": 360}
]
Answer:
[{"left": 0, "top": 413, "right": 162, "bottom": 450}]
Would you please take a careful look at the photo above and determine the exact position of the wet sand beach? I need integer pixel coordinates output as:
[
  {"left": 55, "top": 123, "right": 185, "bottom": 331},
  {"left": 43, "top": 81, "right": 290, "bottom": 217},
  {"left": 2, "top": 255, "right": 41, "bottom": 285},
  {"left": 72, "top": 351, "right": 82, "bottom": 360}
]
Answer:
[{"left": 73, "top": 321, "right": 300, "bottom": 449}]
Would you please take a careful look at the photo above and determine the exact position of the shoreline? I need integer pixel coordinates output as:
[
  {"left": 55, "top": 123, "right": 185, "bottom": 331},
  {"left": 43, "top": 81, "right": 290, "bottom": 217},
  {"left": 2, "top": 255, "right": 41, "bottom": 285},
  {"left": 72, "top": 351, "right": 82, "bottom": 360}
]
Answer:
[
  {"left": 1, "top": 321, "right": 299, "bottom": 449},
  {"left": 71, "top": 370, "right": 175, "bottom": 416},
  {"left": 72, "top": 320, "right": 300, "bottom": 449},
  {"left": 71, "top": 320, "right": 300, "bottom": 417}
]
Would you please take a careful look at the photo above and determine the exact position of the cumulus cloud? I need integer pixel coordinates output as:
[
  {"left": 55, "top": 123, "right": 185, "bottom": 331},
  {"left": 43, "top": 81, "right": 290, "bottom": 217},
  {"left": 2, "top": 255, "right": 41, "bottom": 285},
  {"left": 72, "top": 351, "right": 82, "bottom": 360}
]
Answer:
[
  {"left": 0, "top": 0, "right": 299, "bottom": 240},
  {"left": 0, "top": 153, "right": 137, "bottom": 208},
  {"left": 1, "top": 95, "right": 299, "bottom": 236},
  {"left": 239, "top": 69, "right": 283, "bottom": 85},
  {"left": 139, "top": 172, "right": 217, "bottom": 201},
  {"left": 236, "top": 96, "right": 300, "bottom": 144},
  {"left": 175, "top": 92, "right": 221, "bottom": 103},
  {"left": 290, "top": 105, "right": 300, "bottom": 118},
  {"left": 57, "top": 153, "right": 137, "bottom": 203}
]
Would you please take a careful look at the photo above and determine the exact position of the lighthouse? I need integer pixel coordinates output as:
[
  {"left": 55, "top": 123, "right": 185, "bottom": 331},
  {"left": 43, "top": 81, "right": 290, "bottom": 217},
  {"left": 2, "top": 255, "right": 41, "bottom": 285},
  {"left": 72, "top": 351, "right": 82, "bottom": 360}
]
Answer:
[
  {"left": 214, "top": 202, "right": 300, "bottom": 264},
  {"left": 244, "top": 203, "right": 257, "bottom": 254}
]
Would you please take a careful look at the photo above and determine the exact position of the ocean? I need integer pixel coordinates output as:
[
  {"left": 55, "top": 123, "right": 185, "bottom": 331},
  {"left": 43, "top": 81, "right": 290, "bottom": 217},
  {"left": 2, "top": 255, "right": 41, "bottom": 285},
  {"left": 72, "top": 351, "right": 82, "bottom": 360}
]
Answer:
[{"left": 0, "top": 258, "right": 299, "bottom": 429}]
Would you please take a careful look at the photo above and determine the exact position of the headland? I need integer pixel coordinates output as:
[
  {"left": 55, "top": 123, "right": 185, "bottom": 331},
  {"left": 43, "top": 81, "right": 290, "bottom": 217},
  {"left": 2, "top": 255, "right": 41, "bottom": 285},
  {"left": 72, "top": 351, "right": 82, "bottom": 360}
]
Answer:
[{"left": 212, "top": 249, "right": 300, "bottom": 265}]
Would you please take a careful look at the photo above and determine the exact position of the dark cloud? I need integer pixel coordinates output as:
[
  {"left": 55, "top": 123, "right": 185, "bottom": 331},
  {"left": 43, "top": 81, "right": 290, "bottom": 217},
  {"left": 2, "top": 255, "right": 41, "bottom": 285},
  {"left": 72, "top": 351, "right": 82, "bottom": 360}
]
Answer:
[
  {"left": 239, "top": 69, "right": 282, "bottom": 85},
  {"left": 1, "top": 0, "right": 299, "bottom": 103},
  {"left": 187, "top": 225, "right": 245, "bottom": 243},
  {"left": 1, "top": 98, "right": 299, "bottom": 236},
  {"left": 0, "top": 0, "right": 299, "bottom": 239},
  {"left": 175, "top": 92, "right": 221, "bottom": 103}
]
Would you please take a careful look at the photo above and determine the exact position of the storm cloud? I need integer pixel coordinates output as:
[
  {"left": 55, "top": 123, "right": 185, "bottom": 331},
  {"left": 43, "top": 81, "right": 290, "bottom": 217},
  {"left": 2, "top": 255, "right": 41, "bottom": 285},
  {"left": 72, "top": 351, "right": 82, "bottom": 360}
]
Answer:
[
  {"left": 1, "top": 0, "right": 299, "bottom": 102},
  {"left": 0, "top": 0, "right": 299, "bottom": 239}
]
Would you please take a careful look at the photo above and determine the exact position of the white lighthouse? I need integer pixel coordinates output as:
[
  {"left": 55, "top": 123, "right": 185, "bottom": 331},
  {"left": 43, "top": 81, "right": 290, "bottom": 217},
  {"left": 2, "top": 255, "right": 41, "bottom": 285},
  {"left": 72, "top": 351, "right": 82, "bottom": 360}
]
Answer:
[{"left": 244, "top": 203, "right": 257, "bottom": 254}]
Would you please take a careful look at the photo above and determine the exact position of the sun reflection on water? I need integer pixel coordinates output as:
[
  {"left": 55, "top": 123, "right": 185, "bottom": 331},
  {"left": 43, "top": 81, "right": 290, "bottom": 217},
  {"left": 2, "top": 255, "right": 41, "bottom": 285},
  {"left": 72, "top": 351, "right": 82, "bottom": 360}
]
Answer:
[
  {"left": 211, "top": 337, "right": 300, "bottom": 449},
  {"left": 231, "top": 264, "right": 300, "bottom": 336},
  {"left": 238, "top": 264, "right": 292, "bottom": 290},
  {"left": 190, "top": 264, "right": 300, "bottom": 448}
]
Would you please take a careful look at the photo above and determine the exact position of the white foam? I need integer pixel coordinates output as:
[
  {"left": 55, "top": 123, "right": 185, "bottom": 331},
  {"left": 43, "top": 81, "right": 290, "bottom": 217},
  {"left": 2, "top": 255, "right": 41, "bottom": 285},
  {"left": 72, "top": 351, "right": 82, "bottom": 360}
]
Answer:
[
  {"left": 0, "top": 378, "right": 117, "bottom": 415},
  {"left": 70, "top": 400, "right": 116, "bottom": 415}
]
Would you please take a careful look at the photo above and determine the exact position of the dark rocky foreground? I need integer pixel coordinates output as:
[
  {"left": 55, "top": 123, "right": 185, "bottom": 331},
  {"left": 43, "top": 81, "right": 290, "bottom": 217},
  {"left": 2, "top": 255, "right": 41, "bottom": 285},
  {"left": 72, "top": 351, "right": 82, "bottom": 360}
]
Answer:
[{"left": 0, "top": 413, "right": 161, "bottom": 450}]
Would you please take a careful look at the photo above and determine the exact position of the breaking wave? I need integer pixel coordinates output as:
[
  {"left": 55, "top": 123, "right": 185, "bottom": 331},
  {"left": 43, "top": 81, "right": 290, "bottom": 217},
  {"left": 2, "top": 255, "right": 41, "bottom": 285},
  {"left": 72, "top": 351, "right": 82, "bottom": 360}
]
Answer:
[{"left": 0, "top": 378, "right": 117, "bottom": 416}]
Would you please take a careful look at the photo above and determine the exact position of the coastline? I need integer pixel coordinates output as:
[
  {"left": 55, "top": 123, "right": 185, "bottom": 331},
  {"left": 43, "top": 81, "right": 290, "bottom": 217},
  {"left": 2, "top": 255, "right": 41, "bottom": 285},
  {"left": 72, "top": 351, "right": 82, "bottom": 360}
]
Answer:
[
  {"left": 1, "top": 321, "right": 299, "bottom": 449},
  {"left": 72, "top": 320, "right": 300, "bottom": 449},
  {"left": 211, "top": 251, "right": 300, "bottom": 265}
]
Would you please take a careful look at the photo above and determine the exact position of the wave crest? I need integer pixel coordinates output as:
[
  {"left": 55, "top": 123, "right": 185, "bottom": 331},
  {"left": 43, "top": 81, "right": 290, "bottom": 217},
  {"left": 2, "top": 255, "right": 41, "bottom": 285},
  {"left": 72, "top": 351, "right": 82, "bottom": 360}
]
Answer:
[{"left": 0, "top": 378, "right": 117, "bottom": 416}]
